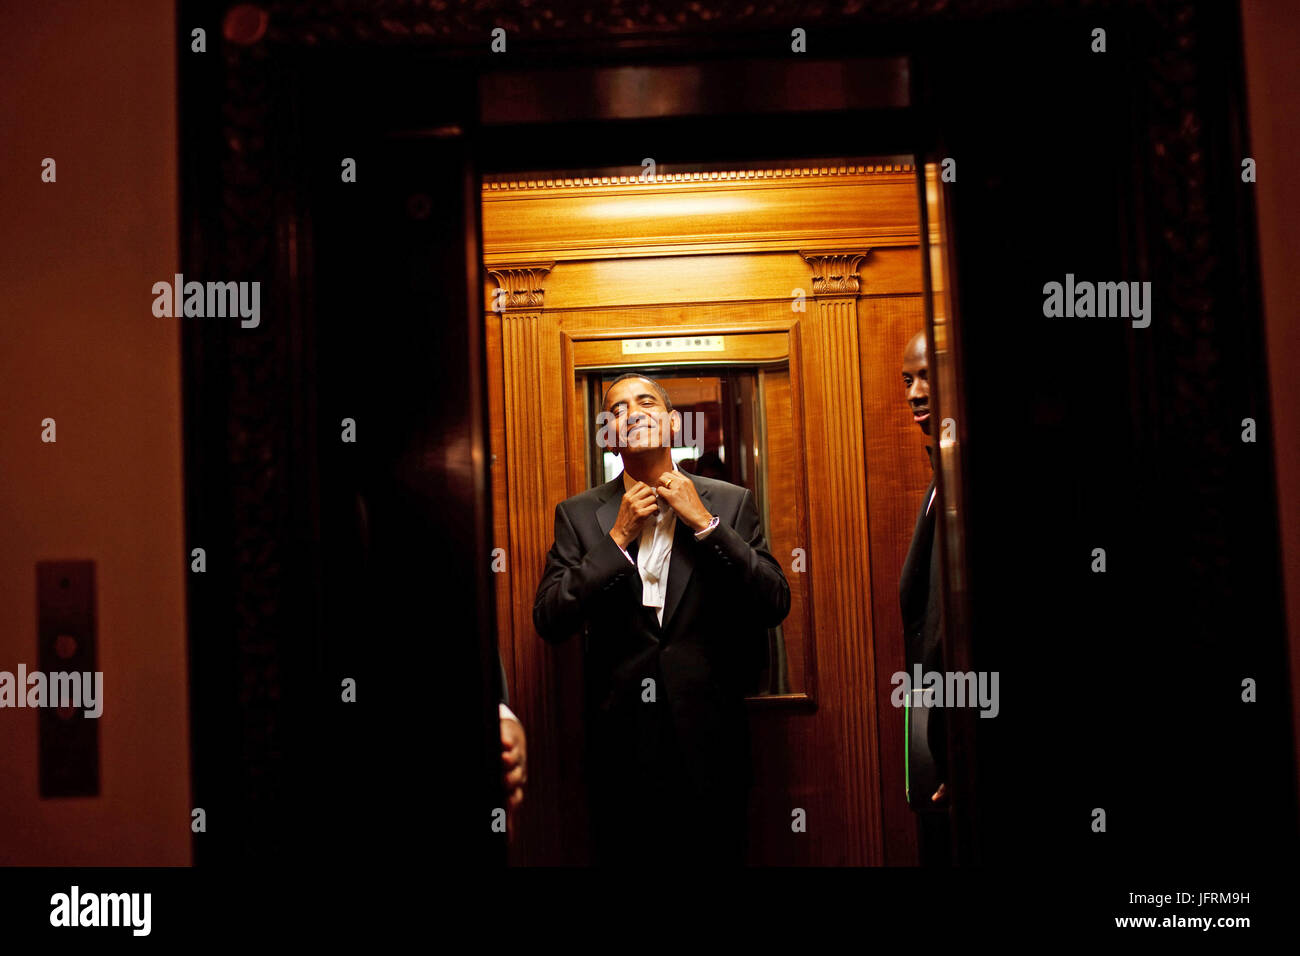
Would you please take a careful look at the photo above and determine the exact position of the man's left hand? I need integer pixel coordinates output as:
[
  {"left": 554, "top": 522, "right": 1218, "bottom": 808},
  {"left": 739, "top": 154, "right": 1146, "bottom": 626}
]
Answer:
[{"left": 655, "top": 471, "right": 712, "bottom": 532}]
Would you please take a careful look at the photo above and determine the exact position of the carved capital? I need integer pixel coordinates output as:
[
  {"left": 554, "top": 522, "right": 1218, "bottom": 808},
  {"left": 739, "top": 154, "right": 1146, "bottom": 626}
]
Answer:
[
  {"left": 488, "top": 262, "right": 555, "bottom": 312},
  {"left": 799, "top": 251, "right": 871, "bottom": 296}
]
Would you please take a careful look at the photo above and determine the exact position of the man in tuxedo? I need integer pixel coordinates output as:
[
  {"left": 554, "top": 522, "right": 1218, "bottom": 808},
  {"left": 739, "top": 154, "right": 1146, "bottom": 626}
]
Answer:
[
  {"left": 900, "top": 331, "right": 951, "bottom": 866},
  {"left": 533, "top": 372, "right": 790, "bottom": 865}
]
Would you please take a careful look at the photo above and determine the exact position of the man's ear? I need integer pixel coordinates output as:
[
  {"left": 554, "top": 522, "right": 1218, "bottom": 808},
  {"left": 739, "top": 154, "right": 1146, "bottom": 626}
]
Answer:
[{"left": 668, "top": 409, "right": 682, "bottom": 444}]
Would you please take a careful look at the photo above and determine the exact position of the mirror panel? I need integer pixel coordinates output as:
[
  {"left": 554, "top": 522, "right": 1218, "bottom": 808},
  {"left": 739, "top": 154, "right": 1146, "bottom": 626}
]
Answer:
[{"left": 574, "top": 358, "right": 807, "bottom": 698}]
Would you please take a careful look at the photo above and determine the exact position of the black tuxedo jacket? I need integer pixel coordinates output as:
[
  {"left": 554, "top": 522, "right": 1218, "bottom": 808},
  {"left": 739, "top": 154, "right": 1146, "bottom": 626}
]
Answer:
[
  {"left": 533, "top": 471, "right": 790, "bottom": 797},
  {"left": 899, "top": 473, "right": 948, "bottom": 781}
]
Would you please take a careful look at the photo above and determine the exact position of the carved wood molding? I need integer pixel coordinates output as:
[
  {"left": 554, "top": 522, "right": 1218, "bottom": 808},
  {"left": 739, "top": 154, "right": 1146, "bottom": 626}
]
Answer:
[
  {"left": 800, "top": 251, "right": 872, "bottom": 296},
  {"left": 483, "top": 165, "right": 915, "bottom": 192},
  {"left": 483, "top": 173, "right": 915, "bottom": 264},
  {"left": 488, "top": 263, "right": 555, "bottom": 311}
]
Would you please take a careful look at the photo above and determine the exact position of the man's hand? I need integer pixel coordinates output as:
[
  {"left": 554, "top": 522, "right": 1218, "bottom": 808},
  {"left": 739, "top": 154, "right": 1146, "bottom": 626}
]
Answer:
[
  {"left": 501, "top": 716, "right": 526, "bottom": 815},
  {"left": 654, "top": 471, "right": 712, "bottom": 532},
  {"left": 610, "top": 480, "right": 659, "bottom": 549}
]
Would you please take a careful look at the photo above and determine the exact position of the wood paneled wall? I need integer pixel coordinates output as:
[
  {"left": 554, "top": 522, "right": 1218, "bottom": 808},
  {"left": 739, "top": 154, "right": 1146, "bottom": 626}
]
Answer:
[{"left": 483, "top": 166, "right": 929, "bottom": 865}]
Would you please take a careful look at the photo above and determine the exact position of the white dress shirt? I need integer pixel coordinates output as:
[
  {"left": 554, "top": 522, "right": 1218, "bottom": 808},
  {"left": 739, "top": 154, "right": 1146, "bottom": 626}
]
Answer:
[{"left": 617, "top": 467, "right": 717, "bottom": 625}]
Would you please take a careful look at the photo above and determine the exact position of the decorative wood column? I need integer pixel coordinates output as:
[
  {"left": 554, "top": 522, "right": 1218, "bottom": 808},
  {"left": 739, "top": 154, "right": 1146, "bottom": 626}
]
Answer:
[
  {"left": 488, "top": 262, "right": 587, "bottom": 864},
  {"left": 797, "top": 250, "right": 884, "bottom": 864}
]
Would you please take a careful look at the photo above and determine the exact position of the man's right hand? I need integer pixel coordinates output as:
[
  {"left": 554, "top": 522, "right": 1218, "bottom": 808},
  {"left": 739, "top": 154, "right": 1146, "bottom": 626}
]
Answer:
[{"left": 610, "top": 480, "right": 659, "bottom": 549}]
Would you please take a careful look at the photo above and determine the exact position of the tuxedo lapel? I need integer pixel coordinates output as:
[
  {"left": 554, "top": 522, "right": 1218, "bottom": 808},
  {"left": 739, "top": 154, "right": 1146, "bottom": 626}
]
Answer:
[
  {"left": 903, "top": 478, "right": 936, "bottom": 565},
  {"left": 661, "top": 478, "right": 712, "bottom": 630},
  {"left": 595, "top": 473, "right": 625, "bottom": 538},
  {"left": 900, "top": 476, "right": 936, "bottom": 625}
]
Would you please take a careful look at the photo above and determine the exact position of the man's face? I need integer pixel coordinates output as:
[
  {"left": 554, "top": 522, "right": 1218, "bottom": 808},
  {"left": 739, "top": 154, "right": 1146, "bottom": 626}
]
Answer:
[
  {"left": 901, "top": 334, "right": 931, "bottom": 436},
  {"left": 603, "top": 377, "right": 678, "bottom": 454}
]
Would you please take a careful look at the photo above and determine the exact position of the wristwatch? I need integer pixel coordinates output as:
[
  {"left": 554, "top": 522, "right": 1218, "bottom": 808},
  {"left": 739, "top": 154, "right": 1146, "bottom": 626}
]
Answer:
[{"left": 694, "top": 515, "right": 720, "bottom": 540}]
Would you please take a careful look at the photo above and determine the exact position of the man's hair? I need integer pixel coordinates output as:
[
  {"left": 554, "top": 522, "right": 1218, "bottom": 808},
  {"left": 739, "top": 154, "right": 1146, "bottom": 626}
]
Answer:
[{"left": 602, "top": 372, "right": 673, "bottom": 412}]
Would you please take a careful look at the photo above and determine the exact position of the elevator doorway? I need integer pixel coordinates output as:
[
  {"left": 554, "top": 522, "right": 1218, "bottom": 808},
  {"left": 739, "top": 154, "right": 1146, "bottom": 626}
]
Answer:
[{"left": 484, "top": 156, "right": 955, "bottom": 865}]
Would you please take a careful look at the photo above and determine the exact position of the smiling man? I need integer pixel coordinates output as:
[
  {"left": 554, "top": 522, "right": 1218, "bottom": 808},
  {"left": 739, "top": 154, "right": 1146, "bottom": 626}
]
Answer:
[{"left": 533, "top": 372, "right": 790, "bottom": 865}]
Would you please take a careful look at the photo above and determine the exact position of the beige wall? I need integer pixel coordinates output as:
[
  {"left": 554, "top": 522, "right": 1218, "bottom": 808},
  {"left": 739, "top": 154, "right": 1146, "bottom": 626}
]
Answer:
[
  {"left": 1242, "top": 0, "right": 1300, "bottom": 825},
  {"left": 0, "top": 0, "right": 190, "bottom": 864}
]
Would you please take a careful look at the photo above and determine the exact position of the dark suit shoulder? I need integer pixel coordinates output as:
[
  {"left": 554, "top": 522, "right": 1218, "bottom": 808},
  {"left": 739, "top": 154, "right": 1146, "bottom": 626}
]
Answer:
[
  {"left": 556, "top": 476, "right": 621, "bottom": 513},
  {"left": 687, "top": 473, "right": 748, "bottom": 507}
]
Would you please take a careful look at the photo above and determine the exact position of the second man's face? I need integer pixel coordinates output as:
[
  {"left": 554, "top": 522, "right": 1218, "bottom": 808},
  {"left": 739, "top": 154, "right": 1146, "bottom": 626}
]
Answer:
[{"left": 901, "top": 342, "right": 931, "bottom": 436}]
